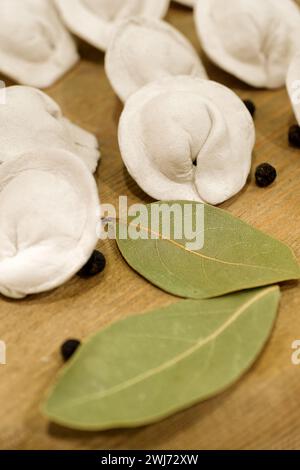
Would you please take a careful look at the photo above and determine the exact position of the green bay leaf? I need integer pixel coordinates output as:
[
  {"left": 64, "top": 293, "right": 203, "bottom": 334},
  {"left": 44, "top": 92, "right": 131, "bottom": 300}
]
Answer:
[
  {"left": 43, "top": 286, "right": 280, "bottom": 431},
  {"left": 116, "top": 202, "right": 300, "bottom": 299}
]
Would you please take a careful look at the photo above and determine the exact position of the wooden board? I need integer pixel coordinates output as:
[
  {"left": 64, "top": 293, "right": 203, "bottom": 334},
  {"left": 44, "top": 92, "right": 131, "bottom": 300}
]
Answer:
[{"left": 0, "top": 3, "right": 300, "bottom": 450}]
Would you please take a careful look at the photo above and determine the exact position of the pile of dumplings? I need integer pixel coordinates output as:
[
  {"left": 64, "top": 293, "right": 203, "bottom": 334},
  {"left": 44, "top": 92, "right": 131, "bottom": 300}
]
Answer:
[
  {"left": 0, "top": 86, "right": 101, "bottom": 299},
  {"left": 0, "top": 0, "right": 299, "bottom": 298}
]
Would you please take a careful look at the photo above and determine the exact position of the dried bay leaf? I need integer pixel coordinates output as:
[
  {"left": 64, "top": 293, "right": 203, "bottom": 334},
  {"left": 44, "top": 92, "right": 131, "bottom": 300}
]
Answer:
[
  {"left": 116, "top": 202, "right": 300, "bottom": 299},
  {"left": 43, "top": 286, "right": 280, "bottom": 431}
]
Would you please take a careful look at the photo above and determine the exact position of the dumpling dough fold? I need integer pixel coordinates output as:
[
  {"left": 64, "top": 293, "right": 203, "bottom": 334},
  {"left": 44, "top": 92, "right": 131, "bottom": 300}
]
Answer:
[
  {"left": 118, "top": 76, "right": 255, "bottom": 205},
  {"left": 195, "top": 0, "right": 300, "bottom": 89},
  {"left": 0, "top": 0, "right": 79, "bottom": 88},
  {"left": 105, "top": 16, "right": 208, "bottom": 102},
  {"left": 54, "top": 0, "right": 170, "bottom": 51},
  {"left": 0, "top": 86, "right": 100, "bottom": 173},
  {"left": 0, "top": 149, "right": 100, "bottom": 299},
  {"left": 287, "top": 53, "right": 300, "bottom": 125}
]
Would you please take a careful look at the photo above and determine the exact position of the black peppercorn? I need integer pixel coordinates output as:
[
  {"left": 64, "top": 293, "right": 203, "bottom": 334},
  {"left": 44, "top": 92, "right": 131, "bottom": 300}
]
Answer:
[
  {"left": 77, "top": 250, "right": 106, "bottom": 278},
  {"left": 255, "top": 163, "right": 277, "bottom": 188},
  {"left": 243, "top": 99, "right": 256, "bottom": 117},
  {"left": 288, "top": 125, "right": 300, "bottom": 148},
  {"left": 61, "top": 339, "right": 81, "bottom": 361}
]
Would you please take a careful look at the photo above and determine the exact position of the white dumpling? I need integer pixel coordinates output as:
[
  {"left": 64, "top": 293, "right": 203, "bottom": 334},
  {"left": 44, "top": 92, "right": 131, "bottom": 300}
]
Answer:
[
  {"left": 195, "top": 0, "right": 300, "bottom": 89},
  {"left": 118, "top": 76, "right": 255, "bottom": 205},
  {"left": 105, "top": 16, "right": 207, "bottom": 102},
  {"left": 287, "top": 54, "right": 300, "bottom": 125},
  {"left": 54, "top": 0, "right": 170, "bottom": 51},
  {"left": 0, "top": 149, "right": 100, "bottom": 299},
  {"left": 0, "top": 0, "right": 79, "bottom": 88},
  {"left": 0, "top": 86, "right": 100, "bottom": 173}
]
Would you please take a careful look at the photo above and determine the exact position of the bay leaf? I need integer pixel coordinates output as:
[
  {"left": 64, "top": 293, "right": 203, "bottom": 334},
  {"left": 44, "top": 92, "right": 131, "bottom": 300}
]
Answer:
[
  {"left": 116, "top": 201, "right": 300, "bottom": 299},
  {"left": 43, "top": 286, "right": 280, "bottom": 431}
]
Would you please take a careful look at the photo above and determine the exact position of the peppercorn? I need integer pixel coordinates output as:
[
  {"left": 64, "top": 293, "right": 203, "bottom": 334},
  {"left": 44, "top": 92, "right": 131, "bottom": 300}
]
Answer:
[
  {"left": 255, "top": 163, "right": 277, "bottom": 188},
  {"left": 61, "top": 339, "right": 81, "bottom": 361},
  {"left": 243, "top": 99, "right": 256, "bottom": 117},
  {"left": 288, "top": 125, "right": 300, "bottom": 148},
  {"left": 77, "top": 250, "right": 106, "bottom": 278}
]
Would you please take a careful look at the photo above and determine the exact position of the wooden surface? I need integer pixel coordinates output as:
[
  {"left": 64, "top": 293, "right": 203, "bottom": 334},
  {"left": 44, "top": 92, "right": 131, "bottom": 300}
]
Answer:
[{"left": 0, "top": 3, "right": 300, "bottom": 450}]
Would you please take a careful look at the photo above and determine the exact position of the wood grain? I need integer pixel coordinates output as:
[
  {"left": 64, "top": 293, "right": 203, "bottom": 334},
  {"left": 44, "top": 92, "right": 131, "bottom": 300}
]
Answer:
[{"left": 0, "top": 3, "right": 299, "bottom": 450}]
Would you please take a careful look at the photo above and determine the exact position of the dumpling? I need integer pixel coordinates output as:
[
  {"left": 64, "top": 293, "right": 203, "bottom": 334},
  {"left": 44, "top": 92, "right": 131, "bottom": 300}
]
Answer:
[
  {"left": 118, "top": 76, "right": 255, "bottom": 205},
  {"left": 105, "top": 16, "right": 207, "bottom": 102},
  {"left": 54, "top": 0, "right": 170, "bottom": 51},
  {"left": 194, "top": 0, "right": 300, "bottom": 89},
  {"left": 0, "top": 0, "right": 79, "bottom": 88},
  {"left": 0, "top": 86, "right": 100, "bottom": 173},
  {"left": 287, "top": 53, "right": 300, "bottom": 125},
  {"left": 0, "top": 149, "right": 100, "bottom": 299}
]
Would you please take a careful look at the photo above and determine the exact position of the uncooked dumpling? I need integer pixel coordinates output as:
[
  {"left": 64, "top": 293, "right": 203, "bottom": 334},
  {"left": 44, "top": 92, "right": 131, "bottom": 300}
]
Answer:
[
  {"left": 287, "top": 53, "right": 300, "bottom": 125},
  {"left": 0, "top": 149, "right": 100, "bottom": 299},
  {"left": 194, "top": 0, "right": 300, "bottom": 88},
  {"left": 105, "top": 17, "right": 207, "bottom": 102},
  {"left": 54, "top": 0, "right": 170, "bottom": 51},
  {"left": 0, "top": 0, "right": 79, "bottom": 88},
  {"left": 0, "top": 86, "right": 100, "bottom": 173},
  {"left": 118, "top": 76, "right": 255, "bottom": 205}
]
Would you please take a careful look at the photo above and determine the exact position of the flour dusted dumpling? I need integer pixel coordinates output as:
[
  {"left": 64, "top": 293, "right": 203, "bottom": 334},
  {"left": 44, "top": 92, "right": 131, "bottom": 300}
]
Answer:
[
  {"left": 54, "top": 0, "right": 170, "bottom": 51},
  {"left": 0, "top": 86, "right": 100, "bottom": 173},
  {"left": 0, "top": 149, "right": 100, "bottom": 299},
  {"left": 195, "top": 0, "right": 300, "bottom": 89},
  {"left": 105, "top": 17, "right": 207, "bottom": 102},
  {"left": 119, "top": 76, "right": 255, "bottom": 205},
  {"left": 0, "top": 0, "right": 78, "bottom": 88},
  {"left": 287, "top": 54, "right": 300, "bottom": 125}
]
